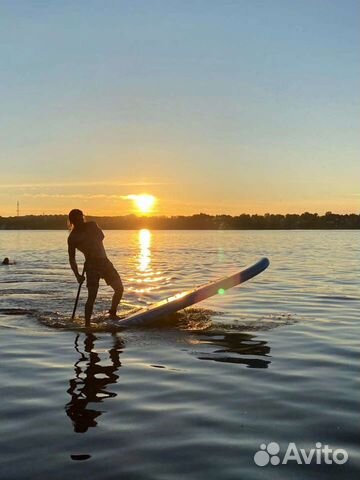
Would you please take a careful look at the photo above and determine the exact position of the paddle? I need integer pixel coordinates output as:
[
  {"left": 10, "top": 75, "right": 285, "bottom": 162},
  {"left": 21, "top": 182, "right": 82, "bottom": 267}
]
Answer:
[{"left": 71, "top": 266, "right": 85, "bottom": 320}]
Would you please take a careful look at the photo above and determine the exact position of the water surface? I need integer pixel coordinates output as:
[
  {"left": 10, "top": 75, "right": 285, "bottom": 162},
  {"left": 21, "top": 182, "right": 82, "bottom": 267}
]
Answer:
[{"left": 0, "top": 230, "right": 359, "bottom": 479}]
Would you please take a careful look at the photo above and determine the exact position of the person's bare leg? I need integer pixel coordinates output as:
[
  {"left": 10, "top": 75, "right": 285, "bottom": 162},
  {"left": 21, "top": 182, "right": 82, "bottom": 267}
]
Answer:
[
  {"left": 85, "top": 285, "right": 98, "bottom": 327},
  {"left": 108, "top": 278, "right": 124, "bottom": 317}
]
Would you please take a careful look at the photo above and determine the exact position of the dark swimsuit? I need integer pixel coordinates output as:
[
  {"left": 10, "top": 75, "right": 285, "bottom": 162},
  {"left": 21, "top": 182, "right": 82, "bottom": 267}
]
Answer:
[{"left": 85, "top": 258, "right": 120, "bottom": 288}]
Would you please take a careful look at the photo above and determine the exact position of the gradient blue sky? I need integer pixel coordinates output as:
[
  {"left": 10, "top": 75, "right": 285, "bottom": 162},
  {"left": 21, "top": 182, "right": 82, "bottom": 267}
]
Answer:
[{"left": 0, "top": 0, "right": 359, "bottom": 215}]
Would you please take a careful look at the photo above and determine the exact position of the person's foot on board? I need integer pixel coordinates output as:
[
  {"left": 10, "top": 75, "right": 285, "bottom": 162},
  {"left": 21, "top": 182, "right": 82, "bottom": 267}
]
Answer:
[{"left": 107, "top": 310, "right": 120, "bottom": 320}]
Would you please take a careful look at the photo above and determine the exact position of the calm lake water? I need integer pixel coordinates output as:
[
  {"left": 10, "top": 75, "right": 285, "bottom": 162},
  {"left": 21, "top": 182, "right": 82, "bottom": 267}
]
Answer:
[{"left": 0, "top": 230, "right": 359, "bottom": 480}]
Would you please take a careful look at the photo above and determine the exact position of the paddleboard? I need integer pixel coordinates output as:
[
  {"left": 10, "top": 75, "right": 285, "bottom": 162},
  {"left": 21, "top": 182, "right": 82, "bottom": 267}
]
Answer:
[{"left": 118, "top": 257, "right": 269, "bottom": 327}]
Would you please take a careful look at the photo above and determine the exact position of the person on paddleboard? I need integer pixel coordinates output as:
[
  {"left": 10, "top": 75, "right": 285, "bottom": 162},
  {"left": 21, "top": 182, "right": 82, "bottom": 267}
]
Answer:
[{"left": 67, "top": 209, "right": 123, "bottom": 326}]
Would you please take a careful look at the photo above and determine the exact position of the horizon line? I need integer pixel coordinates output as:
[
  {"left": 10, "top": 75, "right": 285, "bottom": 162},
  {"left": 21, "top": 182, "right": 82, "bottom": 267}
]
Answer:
[{"left": 1, "top": 211, "right": 359, "bottom": 219}]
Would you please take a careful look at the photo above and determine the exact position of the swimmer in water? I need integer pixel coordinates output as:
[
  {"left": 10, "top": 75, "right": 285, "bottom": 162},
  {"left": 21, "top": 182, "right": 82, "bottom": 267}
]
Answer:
[{"left": 2, "top": 257, "right": 16, "bottom": 265}]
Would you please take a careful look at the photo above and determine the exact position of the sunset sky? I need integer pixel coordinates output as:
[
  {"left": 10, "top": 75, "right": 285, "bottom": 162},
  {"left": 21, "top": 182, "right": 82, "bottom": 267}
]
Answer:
[{"left": 0, "top": 1, "right": 359, "bottom": 216}]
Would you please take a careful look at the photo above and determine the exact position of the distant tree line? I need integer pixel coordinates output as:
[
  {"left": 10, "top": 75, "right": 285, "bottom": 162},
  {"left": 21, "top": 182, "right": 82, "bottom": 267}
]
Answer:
[{"left": 0, "top": 212, "right": 359, "bottom": 230}]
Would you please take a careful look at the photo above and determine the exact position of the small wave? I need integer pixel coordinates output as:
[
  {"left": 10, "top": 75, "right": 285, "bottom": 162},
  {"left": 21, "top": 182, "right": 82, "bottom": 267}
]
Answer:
[
  {"left": 158, "top": 309, "right": 297, "bottom": 333},
  {"left": 0, "top": 307, "right": 38, "bottom": 316},
  {"left": 213, "top": 313, "right": 298, "bottom": 333},
  {"left": 191, "top": 331, "right": 273, "bottom": 368},
  {"left": 147, "top": 308, "right": 217, "bottom": 331},
  {"left": 68, "top": 309, "right": 297, "bottom": 333},
  {"left": 0, "top": 306, "right": 297, "bottom": 333},
  {"left": 317, "top": 295, "right": 359, "bottom": 302}
]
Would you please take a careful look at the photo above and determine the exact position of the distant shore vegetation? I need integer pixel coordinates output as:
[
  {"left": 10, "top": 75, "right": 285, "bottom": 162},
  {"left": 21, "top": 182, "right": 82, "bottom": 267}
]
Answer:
[{"left": 0, "top": 212, "right": 359, "bottom": 230}]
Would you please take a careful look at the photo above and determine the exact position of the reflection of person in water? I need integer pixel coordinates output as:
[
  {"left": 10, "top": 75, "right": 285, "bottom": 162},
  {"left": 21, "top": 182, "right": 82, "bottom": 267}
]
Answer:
[{"left": 65, "top": 333, "right": 124, "bottom": 433}]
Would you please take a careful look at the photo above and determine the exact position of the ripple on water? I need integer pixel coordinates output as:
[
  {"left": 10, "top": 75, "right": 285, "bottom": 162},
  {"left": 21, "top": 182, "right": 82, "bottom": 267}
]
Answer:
[{"left": 0, "top": 230, "right": 359, "bottom": 480}]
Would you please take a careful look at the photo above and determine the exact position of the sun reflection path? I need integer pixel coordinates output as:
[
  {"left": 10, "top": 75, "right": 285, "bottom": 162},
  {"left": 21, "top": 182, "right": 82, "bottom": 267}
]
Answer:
[
  {"left": 139, "top": 228, "right": 151, "bottom": 273},
  {"left": 127, "top": 229, "right": 165, "bottom": 294}
]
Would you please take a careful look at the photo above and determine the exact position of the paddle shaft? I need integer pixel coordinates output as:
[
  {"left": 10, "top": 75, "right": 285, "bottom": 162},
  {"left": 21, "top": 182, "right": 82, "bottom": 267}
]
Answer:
[{"left": 71, "top": 265, "right": 85, "bottom": 319}]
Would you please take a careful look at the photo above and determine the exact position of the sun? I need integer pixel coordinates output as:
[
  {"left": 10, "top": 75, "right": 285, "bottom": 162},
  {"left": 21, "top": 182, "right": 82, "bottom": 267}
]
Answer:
[
  {"left": 122, "top": 193, "right": 157, "bottom": 214},
  {"left": 135, "top": 194, "right": 155, "bottom": 214},
  {"left": 131, "top": 194, "right": 156, "bottom": 214}
]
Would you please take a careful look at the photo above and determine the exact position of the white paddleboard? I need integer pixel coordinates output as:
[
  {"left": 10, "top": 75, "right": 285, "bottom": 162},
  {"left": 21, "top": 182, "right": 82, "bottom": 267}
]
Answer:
[{"left": 118, "top": 257, "right": 269, "bottom": 327}]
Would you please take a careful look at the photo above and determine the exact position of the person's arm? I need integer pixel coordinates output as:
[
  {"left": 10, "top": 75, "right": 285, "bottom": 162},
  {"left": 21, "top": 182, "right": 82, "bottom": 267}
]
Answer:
[
  {"left": 68, "top": 240, "right": 84, "bottom": 283},
  {"left": 94, "top": 222, "right": 105, "bottom": 240}
]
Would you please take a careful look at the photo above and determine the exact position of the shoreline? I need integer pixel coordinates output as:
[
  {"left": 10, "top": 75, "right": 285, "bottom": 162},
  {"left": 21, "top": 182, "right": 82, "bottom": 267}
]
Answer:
[{"left": 0, "top": 212, "right": 359, "bottom": 230}]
